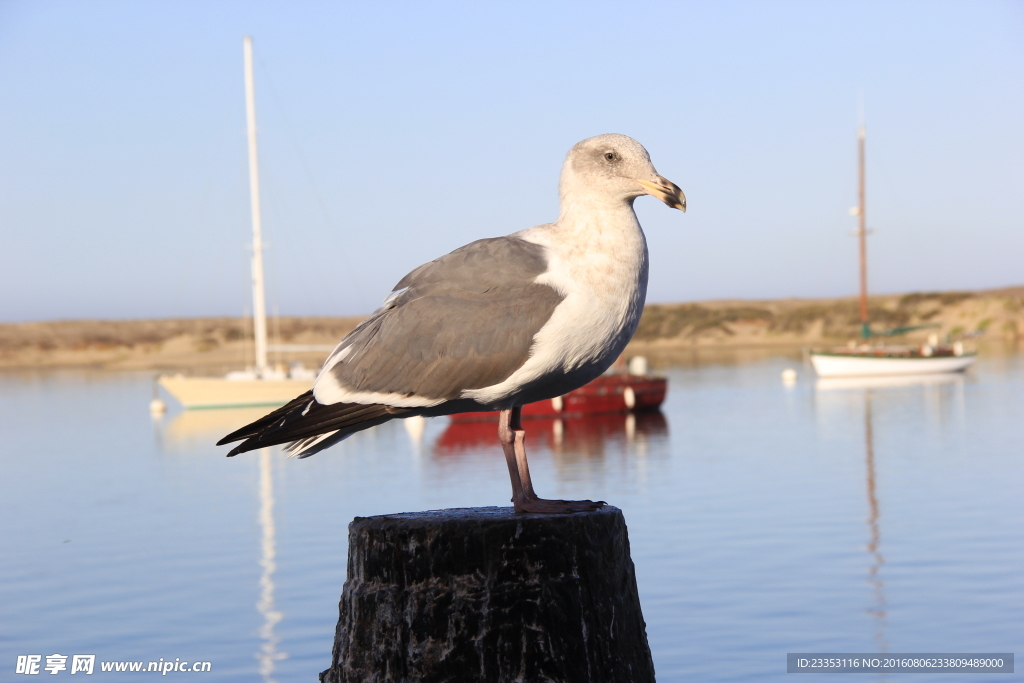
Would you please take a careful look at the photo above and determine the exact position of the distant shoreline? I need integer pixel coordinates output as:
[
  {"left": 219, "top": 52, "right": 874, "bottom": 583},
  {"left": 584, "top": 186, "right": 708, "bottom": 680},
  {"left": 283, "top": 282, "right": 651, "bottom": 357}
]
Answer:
[{"left": 2, "top": 286, "right": 1021, "bottom": 371}]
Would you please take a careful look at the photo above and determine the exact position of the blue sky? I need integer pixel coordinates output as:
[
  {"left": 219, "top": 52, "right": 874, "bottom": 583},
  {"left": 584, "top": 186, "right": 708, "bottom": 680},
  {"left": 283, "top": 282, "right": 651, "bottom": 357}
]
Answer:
[{"left": 1, "top": 1, "right": 1021, "bottom": 322}]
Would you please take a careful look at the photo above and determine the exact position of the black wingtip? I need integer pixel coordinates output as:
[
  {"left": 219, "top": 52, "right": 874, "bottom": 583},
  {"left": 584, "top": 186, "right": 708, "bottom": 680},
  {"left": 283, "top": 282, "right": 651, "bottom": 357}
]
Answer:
[
  {"left": 219, "top": 396, "right": 399, "bottom": 461},
  {"left": 218, "top": 426, "right": 251, "bottom": 446},
  {"left": 216, "top": 390, "right": 315, "bottom": 447}
]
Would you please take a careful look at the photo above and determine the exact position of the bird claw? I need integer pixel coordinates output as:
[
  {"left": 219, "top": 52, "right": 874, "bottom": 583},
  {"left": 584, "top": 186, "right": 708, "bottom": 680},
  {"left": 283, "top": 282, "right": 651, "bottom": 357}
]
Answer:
[{"left": 512, "top": 497, "right": 606, "bottom": 514}]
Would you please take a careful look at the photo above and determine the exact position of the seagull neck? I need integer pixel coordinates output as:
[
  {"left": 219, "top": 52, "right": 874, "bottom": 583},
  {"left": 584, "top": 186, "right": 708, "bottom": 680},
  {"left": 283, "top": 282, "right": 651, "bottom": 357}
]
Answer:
[{"left": 556, "top": 192, "right": 638, "bottom": 234}]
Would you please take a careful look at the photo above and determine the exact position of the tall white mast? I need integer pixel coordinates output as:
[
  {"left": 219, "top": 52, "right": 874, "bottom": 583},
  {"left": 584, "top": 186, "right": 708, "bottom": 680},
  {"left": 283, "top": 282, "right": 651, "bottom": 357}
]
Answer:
[
  {"left": 856, "top": 123, "right": 868, "bottom": 339},
  {"left": 243, "top": 36, "right": 269, "bottom": 375}
]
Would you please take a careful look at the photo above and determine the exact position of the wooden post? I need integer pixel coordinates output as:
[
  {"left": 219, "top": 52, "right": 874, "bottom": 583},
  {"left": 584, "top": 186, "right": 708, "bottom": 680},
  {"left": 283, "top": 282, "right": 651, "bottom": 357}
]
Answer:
[{"left": 319, "top": 506, "right": 655, "bottom": 683}]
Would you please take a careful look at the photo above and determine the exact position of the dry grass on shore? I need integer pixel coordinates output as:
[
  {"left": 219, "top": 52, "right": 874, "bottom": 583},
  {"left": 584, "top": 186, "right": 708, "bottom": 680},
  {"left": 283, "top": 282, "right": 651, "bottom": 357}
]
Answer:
[
  {"left": 633, "top": 288, "right": 1023, "bottom": 345},
  {"left": 0, "top": 316, "right": 364, "bottom": 372},
  {"left": 2, "top": 287, "right": 1021, "bottom": 372}
]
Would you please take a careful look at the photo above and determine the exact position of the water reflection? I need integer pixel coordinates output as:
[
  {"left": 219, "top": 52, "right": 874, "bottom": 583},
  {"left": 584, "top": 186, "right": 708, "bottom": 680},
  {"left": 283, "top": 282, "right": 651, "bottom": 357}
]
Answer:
[
  {"left": 862, "top": 395, "right": 887, "bottom": 654},
  {"left": 815, "top": 372, "right": 968, "bottom": 430},
  {"left": 159, "top": 402, "right": 670, "bottom": 468},
  {"left": 815, "top": 372, "right": 966, "bottom": 392},
  {"left": 433, "top": 411, "right": 668, "bottom": 461},
  {"left": 256, "top": 449, "right": 285, "bottom": 682},
  {"left": 160, "top": 407, "right": 272, "bottom": 451},
  {"left": 403, "top": 415, "right": 428, "bottom": 456},
  {"left": 154, "top": 410, "right": 287, "bottom": 680},
  {"left": 814, "top": 372, "right": 973, "bottom": 656}
]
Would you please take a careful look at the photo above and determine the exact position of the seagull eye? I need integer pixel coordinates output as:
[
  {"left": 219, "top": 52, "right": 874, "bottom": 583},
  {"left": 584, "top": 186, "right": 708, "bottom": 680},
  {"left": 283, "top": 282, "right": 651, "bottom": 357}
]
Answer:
[{"left": 604, "top": 151, "right": 616, "bottom": 161}]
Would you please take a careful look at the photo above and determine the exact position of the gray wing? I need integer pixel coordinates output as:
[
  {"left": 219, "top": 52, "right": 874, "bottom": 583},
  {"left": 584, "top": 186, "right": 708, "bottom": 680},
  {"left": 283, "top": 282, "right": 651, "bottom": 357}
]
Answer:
[{"left": 320, "top": 236, "right": 564, "bottom": 402}]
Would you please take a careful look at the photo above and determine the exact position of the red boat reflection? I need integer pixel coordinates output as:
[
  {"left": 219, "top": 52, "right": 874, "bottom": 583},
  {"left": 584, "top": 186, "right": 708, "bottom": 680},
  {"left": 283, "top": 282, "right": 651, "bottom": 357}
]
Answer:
[{"left": 436, "top": 410, "right": 668, "bottom": 458}]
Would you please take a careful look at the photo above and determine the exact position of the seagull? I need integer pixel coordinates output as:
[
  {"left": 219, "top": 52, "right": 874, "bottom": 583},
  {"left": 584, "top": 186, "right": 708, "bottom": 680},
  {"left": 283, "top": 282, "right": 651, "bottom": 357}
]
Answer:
[{"left": 218, "top": 134, "right": 685, "bottom": 513}]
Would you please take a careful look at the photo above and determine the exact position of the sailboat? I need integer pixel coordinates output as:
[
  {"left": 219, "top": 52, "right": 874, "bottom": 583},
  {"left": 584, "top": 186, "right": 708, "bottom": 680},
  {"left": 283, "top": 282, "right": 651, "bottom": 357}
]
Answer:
[
  {"left": 159, "top": 37, "right": 320, "bottom": 409},
  {"left": 808, "top": 125, "right": 976, "bottom": 378}
]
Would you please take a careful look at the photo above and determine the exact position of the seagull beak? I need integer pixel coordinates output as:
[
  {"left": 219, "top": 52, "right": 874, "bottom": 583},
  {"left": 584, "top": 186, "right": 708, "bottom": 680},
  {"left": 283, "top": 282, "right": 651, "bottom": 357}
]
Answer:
[{"left": 634, "top": 175, "right": 686, "bottom": 212}]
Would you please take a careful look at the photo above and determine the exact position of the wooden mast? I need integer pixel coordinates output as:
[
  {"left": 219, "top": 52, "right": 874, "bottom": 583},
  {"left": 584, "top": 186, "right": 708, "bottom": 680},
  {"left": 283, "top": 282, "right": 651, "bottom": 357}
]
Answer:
[{"left": 857, "top": 124, "right": 869, "bottom": 340}]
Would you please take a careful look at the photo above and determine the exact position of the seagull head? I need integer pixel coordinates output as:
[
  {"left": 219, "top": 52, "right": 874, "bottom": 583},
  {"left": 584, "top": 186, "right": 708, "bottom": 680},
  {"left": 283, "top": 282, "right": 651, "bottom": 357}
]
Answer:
[{"left": 560, "top": 134, "right": 686, "bottom": 212}]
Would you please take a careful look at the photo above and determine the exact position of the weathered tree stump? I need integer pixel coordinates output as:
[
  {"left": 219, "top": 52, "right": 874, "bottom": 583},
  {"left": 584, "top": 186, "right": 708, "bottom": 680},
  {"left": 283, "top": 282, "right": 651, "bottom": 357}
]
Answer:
[{"left": 319, "top": 506, "right": 655, "bottom": 683}]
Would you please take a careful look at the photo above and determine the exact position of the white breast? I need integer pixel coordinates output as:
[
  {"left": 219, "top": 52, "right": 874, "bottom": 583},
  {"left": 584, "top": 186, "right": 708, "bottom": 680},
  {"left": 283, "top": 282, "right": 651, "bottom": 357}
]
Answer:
[{"left": 461, "top": 209, "right": 649, "bottom": 406}]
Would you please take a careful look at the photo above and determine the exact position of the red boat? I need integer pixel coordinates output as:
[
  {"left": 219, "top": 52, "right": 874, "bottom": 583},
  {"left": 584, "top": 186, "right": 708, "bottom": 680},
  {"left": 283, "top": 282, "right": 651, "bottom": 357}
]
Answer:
[{"left": 449, "top": 373, "right": 667, "bottom": 422}]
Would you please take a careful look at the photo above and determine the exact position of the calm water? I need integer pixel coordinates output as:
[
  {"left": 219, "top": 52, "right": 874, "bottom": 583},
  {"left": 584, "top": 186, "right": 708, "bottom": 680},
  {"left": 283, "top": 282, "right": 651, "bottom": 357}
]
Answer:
[{"left": 2, "top": 350, "right": 1021, "bottom": 681}]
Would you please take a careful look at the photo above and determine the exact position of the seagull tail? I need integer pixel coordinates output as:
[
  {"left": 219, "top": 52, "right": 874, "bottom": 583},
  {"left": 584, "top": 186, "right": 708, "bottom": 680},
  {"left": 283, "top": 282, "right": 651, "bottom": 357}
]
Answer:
[{"left": 217, "top": 390, "right": 408, "bottom": 458}]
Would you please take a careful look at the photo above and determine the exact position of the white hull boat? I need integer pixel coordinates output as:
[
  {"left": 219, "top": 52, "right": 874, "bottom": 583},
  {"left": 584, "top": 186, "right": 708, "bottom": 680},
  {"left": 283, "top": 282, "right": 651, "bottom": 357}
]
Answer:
[
  {"left": 809, "top": 349, "right": 976, "bottom": 378},
  {"left": 159, "top": 374, "right": 313, "bottom": 410}
]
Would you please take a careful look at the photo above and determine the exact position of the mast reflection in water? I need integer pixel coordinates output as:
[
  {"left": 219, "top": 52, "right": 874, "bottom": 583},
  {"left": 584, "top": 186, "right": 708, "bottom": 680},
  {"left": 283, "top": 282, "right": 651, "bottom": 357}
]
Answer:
[
  {"left": 815, "top": 371, "right": 968, "bottom": 656},
  {"left": 862, "top": 393, "right": 887, "bottom": 654},
  {"left": 256, "top": 448, "right": 286, "bottom": 682},
  {"left": 156, "top": 410, "right": 288, "bottom": 682}
]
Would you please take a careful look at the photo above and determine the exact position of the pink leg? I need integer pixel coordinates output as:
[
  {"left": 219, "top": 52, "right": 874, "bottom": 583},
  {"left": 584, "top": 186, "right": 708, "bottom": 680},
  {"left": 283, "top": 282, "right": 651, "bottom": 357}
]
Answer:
[{"left": 498, "top": 407, "right": 605, "bottom": 513}]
